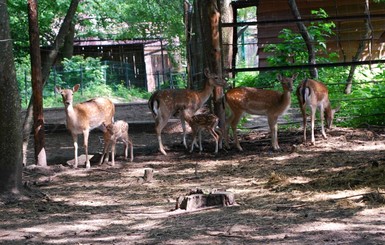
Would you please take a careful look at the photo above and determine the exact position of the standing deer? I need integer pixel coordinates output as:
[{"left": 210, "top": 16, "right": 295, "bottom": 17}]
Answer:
[
  {"left": 225, "top": 74, "right": 298, "bottom": 151},
  {"left": 148, "top": 68, "right": 226, "bottom": 155},
  {"left": 55, "top": 84, "right": 115, "bottom": 169},
  {"left": 184, "top": 112, "right": 222, "bottom": 153},
  {"left": 99, "top": 120, "right": 133, "bottom": 166},
  {"left": 296, "top": 78, "right": 340, "bottom": 145}
]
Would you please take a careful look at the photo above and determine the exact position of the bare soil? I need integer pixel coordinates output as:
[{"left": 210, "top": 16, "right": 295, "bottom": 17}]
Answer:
[{"left": 2, "top": 104, "right": 385, "bottom": 244}]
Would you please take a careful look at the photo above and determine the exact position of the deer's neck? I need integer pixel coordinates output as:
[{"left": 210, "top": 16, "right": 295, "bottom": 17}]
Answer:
[
  {"left": 196, "top": 81, "right": 213, "bottom": 105},
  {"left": 279, "top": 90, "right": 292, "bottom": 113},
  {"left": 65, "top": 104, "right": 78, "bottom": 125},
  {"left": 323, "top": 99, "right": 332, "bottom": 115}
]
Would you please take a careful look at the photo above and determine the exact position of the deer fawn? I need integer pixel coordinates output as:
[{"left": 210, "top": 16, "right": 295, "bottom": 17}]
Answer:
[
  {"left": 148, "top": 68, "right": 226, "bottom": 155},
  {"left": 99, "top": 120, "right": 133, "bottom": 166},
  {"left": 184, "top": 112, "right": 222, "bottom": 153},
  {"left": 55, "top": 84, "right": 115, "bottom": 169},
  {"left": 225, "top": 74, "right": 298, "bottom": 151},
  {"left": 296, "top": 78, "right": 340, "bottom": 145}
]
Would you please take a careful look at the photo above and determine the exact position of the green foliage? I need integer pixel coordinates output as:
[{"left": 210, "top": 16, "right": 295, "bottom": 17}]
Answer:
[
  {"left": 264, "top": 9, "right": 338, "bottom": 67},
  {"left": 337, "top": 65, "right": 385, "bottom": 127},
  {"left": 160, "top": 73, "right": 187, "bottom": 89},
  {"left": 17, "top": 55, "right": 150, "bottom": 109}
]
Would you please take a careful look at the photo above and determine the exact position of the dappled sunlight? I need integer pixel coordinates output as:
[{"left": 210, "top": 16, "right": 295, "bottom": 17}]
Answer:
[{"left": 3, "top": 127, "right": 385, "bottom": 244}]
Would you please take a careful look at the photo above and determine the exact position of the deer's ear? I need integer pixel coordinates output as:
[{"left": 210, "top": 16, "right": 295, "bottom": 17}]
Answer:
[{"left": 73, "top": 84, "right": 80, "bottom": 92}]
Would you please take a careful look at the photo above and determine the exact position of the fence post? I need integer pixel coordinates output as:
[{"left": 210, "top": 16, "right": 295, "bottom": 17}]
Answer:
[
  {"left": 156, "top": 71, "right": 160, "bottom": 90},
  {"left": 80, "top": 64, "right": 83, "bottom": 95},
  {"left": 103, "top": 60, "right": 107, "bottom": 85},
  {"left": 125, "top": 63, "right": 131, "bottom": 88}
]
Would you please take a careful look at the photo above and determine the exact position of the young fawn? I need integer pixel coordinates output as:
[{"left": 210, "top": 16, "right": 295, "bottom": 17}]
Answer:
[
  {"left": 225, "top": 74, "right": 298, "bottom": 151},
  {"left": 296, "top": 78, "right": 340, "bottom": 145},
  {"left": 99, "top": 120, "right": 133, "bottom": 166},
  {"left": 184, "top": 111, "right": 222, "bottom": 153},
  {"left": 148, "top": 68, "right": 226, "bottom": 155},
  {"left": 55, "top": 84, "right": 115, "bottom": 169}
]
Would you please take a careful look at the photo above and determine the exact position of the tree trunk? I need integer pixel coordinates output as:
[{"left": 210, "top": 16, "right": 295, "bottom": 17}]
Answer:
[
  {"left": 22, "top": 0, "right": 80, "bottom": 166},
  {"left": 201, "top": 0, "right": 225, "bottom": 129},
  {"left": 28, "top": 0, "right": 47, "bottom": 166},
  {"left": 62, "top": 21, "right": 75, "bottom": 59},
  {"left": 0, "top": 0, "right": 23, "bottom": 195},
  {"left": 220, "top": 0, "right": 233, "bottom": 79},
  {"left": 344, "top": 0, "right": 372, "bottom": 94},
  {"left": 288, "top": 0, "right": 318, "bottom": 78},
  {"left": 184, "top": 1, "right": 193, "bottom": 87}
]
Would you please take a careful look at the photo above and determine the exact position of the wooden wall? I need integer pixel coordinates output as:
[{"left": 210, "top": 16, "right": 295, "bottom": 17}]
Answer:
[{"left": 255, "top": 0, "right": 385, "bottom": 66}]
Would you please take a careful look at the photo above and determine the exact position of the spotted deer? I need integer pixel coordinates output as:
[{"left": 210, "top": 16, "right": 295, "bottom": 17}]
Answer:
[
  {"left": 55, "top": 84, "right": 115, "bottom": 169},
  {"left": 225, "top": 74, "right": 298, "bottom": 151},
  {"left": 148, "top": 68, "right": 226, "bottom": 155},
  {"left": 99, "top": 120, "right": 133, "bottom": 166},
  {"left": 296, "top": 78, "right": 340, "bottom": 145},
  {"left": 184, "top": 111, "right": 222, "bottom": 153}
]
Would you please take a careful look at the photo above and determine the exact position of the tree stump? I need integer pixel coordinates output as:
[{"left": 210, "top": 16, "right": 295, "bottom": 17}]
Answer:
[
  {"left": 175, "top": 189, "right": 236, "bottom": 211},
  {"left": 144, "top": 168, "right": 154, "bottom": 182}
]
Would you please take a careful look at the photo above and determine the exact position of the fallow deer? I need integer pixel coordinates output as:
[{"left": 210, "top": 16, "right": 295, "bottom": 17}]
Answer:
[
  {"left": 55, "top": 84, "right": 115, "bottom": 169},
  {"left": 296, "top": 78, "right": 340, "bottom": 145},
  {"left": 225, "top": 74, "right": 298, "bottom": 151},
  {"left": 184, "top": 112, "right": 222, "bottom": 153},
  {"left": 99, "top": 120, "right": 133, "bottom": 166},
  {"left": 148, "top": 68, "right": 226, "bottom": 155}
]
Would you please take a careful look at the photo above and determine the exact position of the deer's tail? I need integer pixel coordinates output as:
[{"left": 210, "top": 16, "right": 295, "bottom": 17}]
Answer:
[
  {"left": 300, "top": 78, "right": 311, "bottom": 106},
  {"left": 148, "top": 92, "right": 160, "bottom": 117}
]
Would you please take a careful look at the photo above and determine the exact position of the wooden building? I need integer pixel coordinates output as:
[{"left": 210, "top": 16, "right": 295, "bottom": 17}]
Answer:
[
  {"left": 226, "top": 0, "right": 385, "bottom": 70},
  {"left": 72, "top": 39, "right": 173, "bottom": 92}
]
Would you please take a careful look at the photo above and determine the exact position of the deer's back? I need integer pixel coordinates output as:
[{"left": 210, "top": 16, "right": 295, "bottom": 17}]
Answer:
[
  {"left": 225, "top": 87, "right": 284, "bottom": 114},
  {"left": 298, "top": 79, "right": 329, "bottom": 105},
  {"left": 74, "top": 98, "right": 115, "bottom": 130},
  {"left": 151, "top": 89, "right": 204, "bottom": 114}
]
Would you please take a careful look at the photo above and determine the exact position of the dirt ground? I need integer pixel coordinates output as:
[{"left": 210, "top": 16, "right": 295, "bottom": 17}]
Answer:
[{"left": 2, "top": 104, "right": 385, "bottom": 244}]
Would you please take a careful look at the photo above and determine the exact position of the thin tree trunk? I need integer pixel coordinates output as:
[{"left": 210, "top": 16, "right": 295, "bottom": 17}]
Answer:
[
  {"left": 184, "top": 0, "right": 193, "bottom": 87},
  {"left": 288, "top": 0, "right": 318, "bottom": 78},
  {"left": 28, "top": 0, "right": 47, "bottom": 166},
  {"left": 344, "top": 0, "right": 372, "bottom": 94},
  {"left": 22, "top": 0, "right": 80, "bottom": 166},
  {"left": 220, "top": 0, "right": 233, "bottom": 79}
]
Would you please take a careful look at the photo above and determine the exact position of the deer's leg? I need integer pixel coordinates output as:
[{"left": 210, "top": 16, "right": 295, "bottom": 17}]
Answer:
[
  {"left": 216, "top": 128, "right": 223, "bottom": 150},
  {"left": 230, "top": 112, "right": 243, "bottom": 151},
  {"left": 320, "top": 106, "right": 327, "bottom": 139},
  {"left": 190, "top": 129, "right": 198, "bottom": 153},
  {"left": 299, "top": 103, "right": 307, "bottom": 142},
  {"left": 111, "top": 141, "right": 116, "bottom": 166},
  {"left": 123, "top": 140, "right": 128, "bottom": 161},
  {"left": 180, "top": 117, "right": 188, "bottom": 149},
  {"left": 72, "top": 133, "right": 79, "bottom": 168},
  {"left": 155, "top": 116, "right": 169, "bottom": 155},
  {"left": 83, "top": 130, "right": 91, "bottom": 169},
  {"left": 99, "top": 140, "right": 108, "bottom": 165},
  {"left": 210, "top": 128, "right": 219, "bottom": 153},
  {"left": 128, "top": 137, "right": 134, "bottom": 162},
  {"left": 198, "top": 129, "right": 203, "bottom": 152},
  {"left": 268, "top": 117, "right": 280, "bottom": 150},
  {"left": 310, "top": 106, "right": 317, "bottom": 145}
]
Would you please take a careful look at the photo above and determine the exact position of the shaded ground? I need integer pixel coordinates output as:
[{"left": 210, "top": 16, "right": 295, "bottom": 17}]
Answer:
[{"left": 2, "top": 104, "right": 385, "bottom": 244}]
